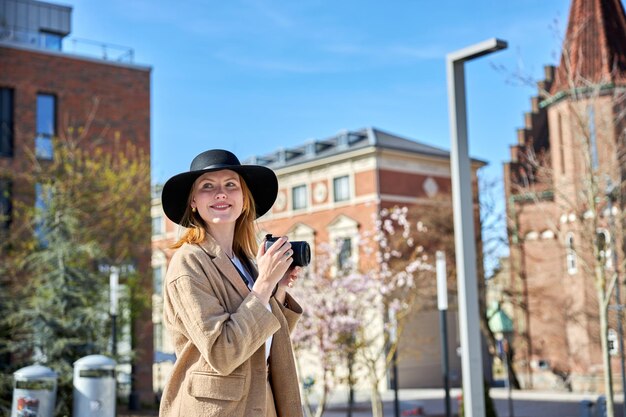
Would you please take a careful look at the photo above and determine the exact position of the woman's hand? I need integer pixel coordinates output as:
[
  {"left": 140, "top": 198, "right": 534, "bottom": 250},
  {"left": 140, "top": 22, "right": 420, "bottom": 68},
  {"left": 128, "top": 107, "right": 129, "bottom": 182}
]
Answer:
[
  {"left": 278, "top": 266, "right": 300, "bottom": 289},
  {"left": 275, "top": 266, "right": 301, "bottom": 306},
  {"left": 252, "top": 236, "right": 293, "bottom": 304}
]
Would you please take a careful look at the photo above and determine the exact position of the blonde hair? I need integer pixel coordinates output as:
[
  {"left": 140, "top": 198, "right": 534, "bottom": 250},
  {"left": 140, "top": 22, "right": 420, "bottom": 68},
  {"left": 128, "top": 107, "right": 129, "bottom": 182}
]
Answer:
[{"left": 172, "top": 174, "right": 259, "bottom": 260}]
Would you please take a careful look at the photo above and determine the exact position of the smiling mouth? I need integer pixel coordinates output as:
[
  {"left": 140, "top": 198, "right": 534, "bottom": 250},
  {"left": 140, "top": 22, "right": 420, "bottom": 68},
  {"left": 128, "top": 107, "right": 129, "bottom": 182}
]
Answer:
[{"left": 211, "top": 204, "right": 231, "bottom": 210}]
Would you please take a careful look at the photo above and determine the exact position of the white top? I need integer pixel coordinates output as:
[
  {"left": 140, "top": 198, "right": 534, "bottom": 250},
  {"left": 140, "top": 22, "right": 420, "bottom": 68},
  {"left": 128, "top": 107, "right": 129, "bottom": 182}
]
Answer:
[{"left": 231, "top": 255, "right": 273, "bottom": 360}]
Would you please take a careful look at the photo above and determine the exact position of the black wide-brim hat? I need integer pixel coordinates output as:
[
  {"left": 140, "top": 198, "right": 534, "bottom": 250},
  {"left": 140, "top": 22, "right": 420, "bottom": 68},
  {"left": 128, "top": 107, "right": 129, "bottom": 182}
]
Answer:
[{"left": 161, "top": 149, "right": 278, "bottom": 225}]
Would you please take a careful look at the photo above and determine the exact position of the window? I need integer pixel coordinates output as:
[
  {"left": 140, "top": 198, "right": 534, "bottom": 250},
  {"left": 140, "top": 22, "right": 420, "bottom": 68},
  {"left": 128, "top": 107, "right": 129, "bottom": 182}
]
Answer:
[
  {"left": 588, "top": 105, "right": 598, "bottom": 170},
  {"left": 597, "top": 229, "right": 612, "bottom": 269},
  {"left": 292, "top": 185, "right": 307, "bottom": 210},
  {"left": 0, "top": 179, "right": 11, "bottom": 230},
  {"left": 0, "top": 88, "right": 14, "bottom": 157},
  {"left": 566, "top": 233, "right": 577, "bottom": 275},
  {"left": 39, "top": 31, "right": 63, "bottom": 51},
  {"left": 34, "top": 182, "right": 51, "bottom": 245},
  {"left": 152, "top": 250, "right": 167, "bottom": 295},
  {"left": 36, "top": 94, "right": 56, "bottom": 160},
  {"left": 557, "top": 114, "right": 565, "bottom": 174},
  {"left": 153, "top": 265, "right": 164, "bottom": 295},
  {"left": 152, "top": 214, "right": 164, "bottom": 236},
  {"left": 327, "top": 215, "right": 359, "bottom": 275},
  {"left": 337, "top": 237, "right": 352, "bottom": 271},
  {"left": 35, "top": 183, "right": 47, "bottom": 212},
  {"left": 154, "top": 322, "right": 163, "bottom": 352},
  {"left": 333, "top": 175, "right": 350, "bottom": 202}
]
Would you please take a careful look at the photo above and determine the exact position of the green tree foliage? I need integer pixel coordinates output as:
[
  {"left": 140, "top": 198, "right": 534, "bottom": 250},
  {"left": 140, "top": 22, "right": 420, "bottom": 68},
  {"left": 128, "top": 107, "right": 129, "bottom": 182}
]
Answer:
[
  {"left": 0, "top": 259, "right": 13, "bottom": 417},
  {"left": 3, "top": 187, "right": 109, "bottom": 416},
  {"left": 0, "top": 131, "right": 151, "bottom": 416}
]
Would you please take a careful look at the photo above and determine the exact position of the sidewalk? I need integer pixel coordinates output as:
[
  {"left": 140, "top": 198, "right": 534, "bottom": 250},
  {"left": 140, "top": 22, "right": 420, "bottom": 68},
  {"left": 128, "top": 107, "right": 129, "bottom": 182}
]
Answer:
[
  {"left": 120, "top": 388, "right": 625, "bottom": 417},
  {"left": 315, "top": 388, "right": 624, "bottom": 417}
]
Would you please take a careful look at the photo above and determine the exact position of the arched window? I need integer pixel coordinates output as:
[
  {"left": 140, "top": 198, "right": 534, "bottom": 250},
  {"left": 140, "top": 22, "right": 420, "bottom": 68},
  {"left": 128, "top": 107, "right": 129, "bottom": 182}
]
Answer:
[
  {"left": 565, "top": 232, "right": 577, "bottom": 275},
  {"left": 597, "top": 228, "right": 612, "bottom": 269},
  {"left": 327, "top": 215, "right": 359, "bottom": 275}
]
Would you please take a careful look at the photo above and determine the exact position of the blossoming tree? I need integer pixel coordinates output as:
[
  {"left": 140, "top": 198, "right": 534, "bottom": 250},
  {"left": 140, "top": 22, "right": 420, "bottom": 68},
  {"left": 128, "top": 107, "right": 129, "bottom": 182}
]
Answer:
[{"left": 292, "top": 206, "right": 436, "bottom": 417}]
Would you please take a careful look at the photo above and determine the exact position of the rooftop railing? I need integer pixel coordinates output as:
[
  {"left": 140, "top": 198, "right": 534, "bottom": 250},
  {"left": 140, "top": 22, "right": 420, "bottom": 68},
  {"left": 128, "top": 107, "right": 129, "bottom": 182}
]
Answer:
[
  {"left": 67, "top": 37, "right": 134, "bottom": 63},
  {"left": 0, "top": 26, "right": 135, "bottom": 63}
]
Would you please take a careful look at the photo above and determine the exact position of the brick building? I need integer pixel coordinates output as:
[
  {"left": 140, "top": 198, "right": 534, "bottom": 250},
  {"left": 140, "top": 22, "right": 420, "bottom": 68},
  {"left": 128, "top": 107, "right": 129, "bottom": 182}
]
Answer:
[
  {"left": 0, "top": 0, "right": 153, "bottom": 404},
  {"left": 504, "top": 0, "right": 626, "bottom": 391},
  {"left": 251, "top": 127, "right": 487, "bottom": 389}
]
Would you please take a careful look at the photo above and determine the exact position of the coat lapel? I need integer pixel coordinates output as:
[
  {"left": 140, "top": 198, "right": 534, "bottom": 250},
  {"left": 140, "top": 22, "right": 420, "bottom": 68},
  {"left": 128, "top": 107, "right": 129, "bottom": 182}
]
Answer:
[{"left": 198, "top": 236, "right": 250, "bottom": 299}]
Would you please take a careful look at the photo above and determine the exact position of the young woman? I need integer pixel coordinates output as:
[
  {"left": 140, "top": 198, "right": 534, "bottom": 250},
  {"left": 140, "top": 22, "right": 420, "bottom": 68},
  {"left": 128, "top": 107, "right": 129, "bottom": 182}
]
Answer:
[{"left": 159, "top": 149, "right": 304, "bottom": 417}]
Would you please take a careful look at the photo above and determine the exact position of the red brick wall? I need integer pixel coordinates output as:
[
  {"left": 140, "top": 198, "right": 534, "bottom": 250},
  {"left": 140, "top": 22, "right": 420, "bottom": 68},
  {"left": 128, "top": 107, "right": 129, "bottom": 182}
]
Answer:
[
  {"left": 354, "top": 170, "right": 377, "bottom": 196},
  {"left": 0, "top": 46, "right": 150, "bottom": 156},
  {"left": 378, "top": 170, "right": 450, "bottom": 197}
]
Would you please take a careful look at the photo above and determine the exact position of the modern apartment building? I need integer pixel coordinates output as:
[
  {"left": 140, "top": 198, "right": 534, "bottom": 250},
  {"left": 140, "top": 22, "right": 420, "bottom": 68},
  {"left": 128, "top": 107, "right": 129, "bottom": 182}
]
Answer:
[{"left": 0, "top": 0, "right": 153, "bottom": 405}]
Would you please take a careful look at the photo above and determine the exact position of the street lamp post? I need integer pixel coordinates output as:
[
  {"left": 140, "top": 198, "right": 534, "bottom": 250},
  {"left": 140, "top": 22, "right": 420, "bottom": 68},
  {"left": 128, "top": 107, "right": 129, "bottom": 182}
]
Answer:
[
  {"left": 447, "top": 38, "right": 507, "bottom": 417},
  {"left": 109, "top": 266, "right": 119, "bottom": 357},
  {"left": 502, "top": 333, "right": 514, "bottom": 417},
  {"left": 436, "top": 251, "right": 451, "bottom": 417},
  {"left": 488, "top": 301, "right": 515, "bottom": 417}
]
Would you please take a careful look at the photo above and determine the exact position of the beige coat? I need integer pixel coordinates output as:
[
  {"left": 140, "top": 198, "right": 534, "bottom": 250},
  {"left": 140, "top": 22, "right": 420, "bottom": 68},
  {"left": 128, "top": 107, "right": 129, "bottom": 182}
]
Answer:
[{"left": 159, "top": 235, "right": 304, "bottom": 417}]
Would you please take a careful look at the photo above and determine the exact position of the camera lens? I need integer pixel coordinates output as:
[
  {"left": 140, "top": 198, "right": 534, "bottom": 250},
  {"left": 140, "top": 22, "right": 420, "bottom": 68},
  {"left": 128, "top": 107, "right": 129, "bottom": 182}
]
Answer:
[
  {"left": 292, "top": 241, "right": 311, "bottom": 267},
  {"left": 264, "top": 234, "right": 311, "bottom": 267}
]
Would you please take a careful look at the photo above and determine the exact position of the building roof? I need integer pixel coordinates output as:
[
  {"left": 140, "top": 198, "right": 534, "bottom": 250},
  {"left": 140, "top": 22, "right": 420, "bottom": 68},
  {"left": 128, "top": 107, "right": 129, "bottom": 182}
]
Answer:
[
  {"left": 245, "top": 127, "right": 479, "bottom": 169},
  {"left": 551, "top": 0, "right": 626, "bottom": 94}
]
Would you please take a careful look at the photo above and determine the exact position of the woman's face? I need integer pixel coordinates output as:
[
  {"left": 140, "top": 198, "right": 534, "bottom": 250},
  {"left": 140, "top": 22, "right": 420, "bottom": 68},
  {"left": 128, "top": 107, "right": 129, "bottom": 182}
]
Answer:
[{"left": 191, "top": 169, "right": 244, "bottom": 227}]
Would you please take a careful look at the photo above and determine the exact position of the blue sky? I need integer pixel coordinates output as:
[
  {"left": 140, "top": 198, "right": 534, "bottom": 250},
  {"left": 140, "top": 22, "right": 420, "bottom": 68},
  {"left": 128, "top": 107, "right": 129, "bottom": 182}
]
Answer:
[
  {"left": 60, "top": 0, "right": 572, "bottom": 182},
  {"left": 59, "top": 0, "right": 573, "bottom": 270}
]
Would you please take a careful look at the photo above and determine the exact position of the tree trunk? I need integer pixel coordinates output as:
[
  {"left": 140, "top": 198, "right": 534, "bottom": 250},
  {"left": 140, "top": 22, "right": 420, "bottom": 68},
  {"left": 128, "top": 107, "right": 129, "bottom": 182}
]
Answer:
[
  {"left": 369, "top": 376, "right": 383, "bottom": 417},
  {"left": 599, "top": 284, "right": 615, "bottom": 417},
  {"left": 347, "top": 351, "right": 355, "bottom": 417},
  {"left": 313, "top": 386, "right": 327, "bottom": 417},
  {"left": 300, "top": 367, "right": 328, "bottom": 417}
]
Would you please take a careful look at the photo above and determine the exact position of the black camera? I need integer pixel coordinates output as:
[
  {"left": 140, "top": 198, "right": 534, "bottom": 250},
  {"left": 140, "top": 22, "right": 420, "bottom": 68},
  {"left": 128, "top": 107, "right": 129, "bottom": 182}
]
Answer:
[{"left": 264, "top": 234, "right": 311, "bottom": 267}]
